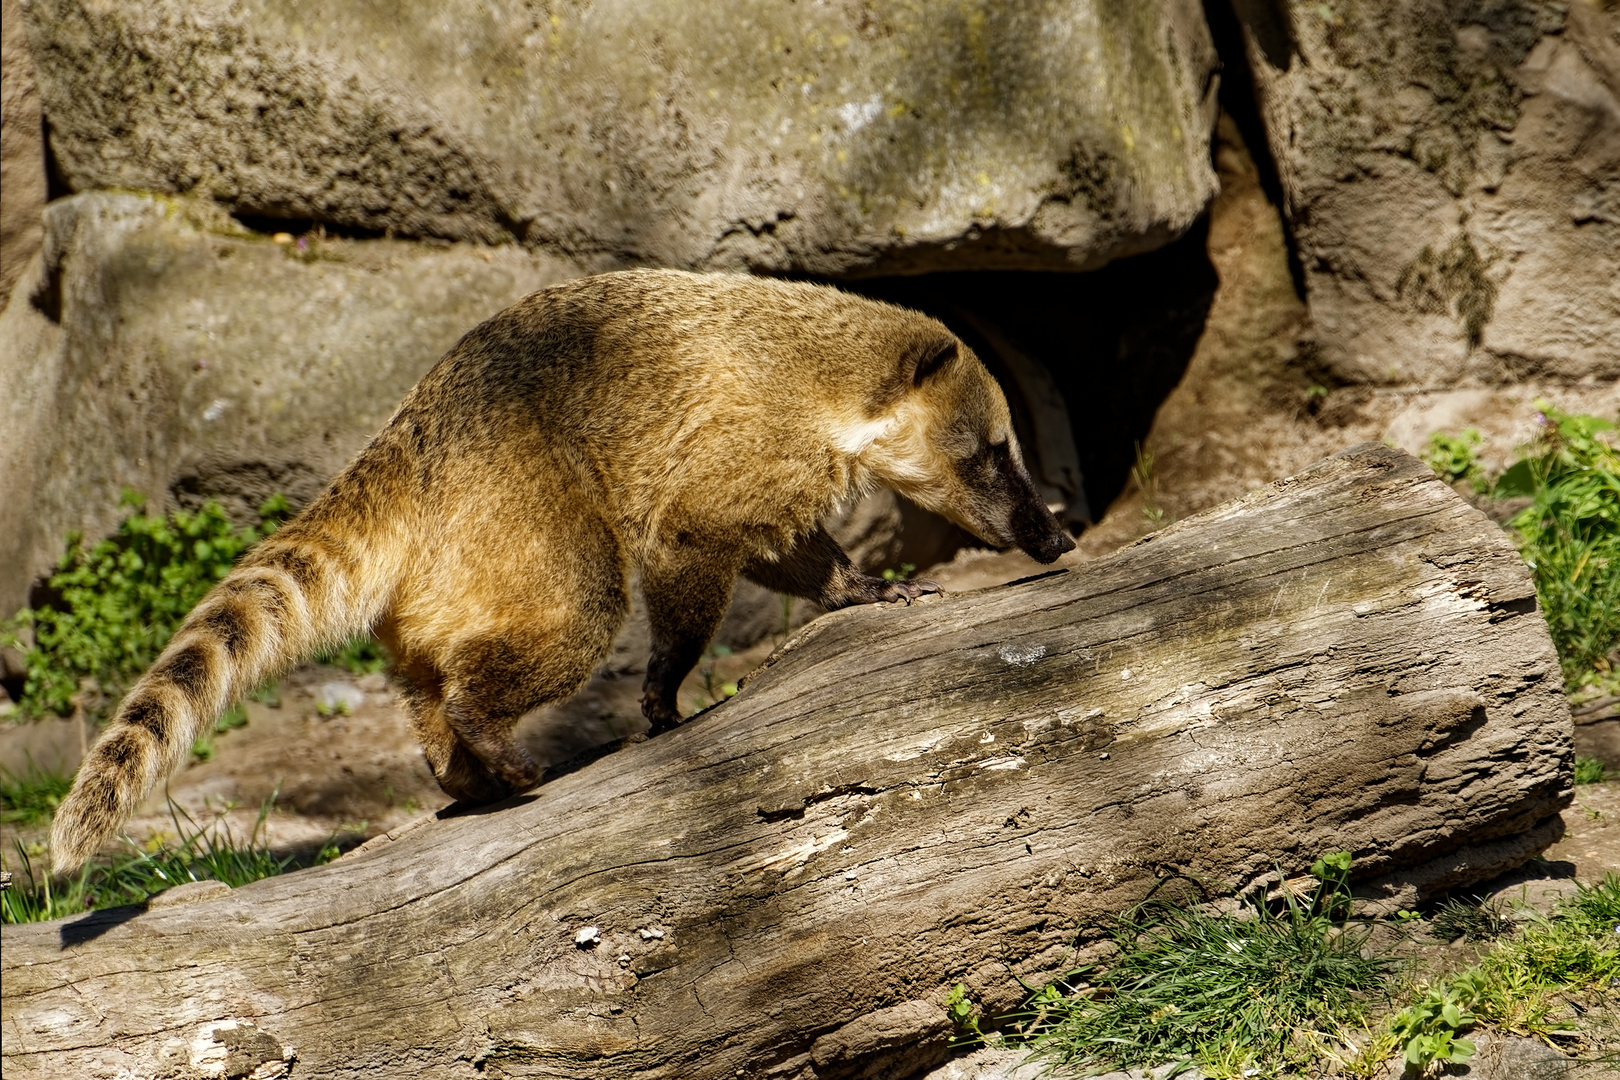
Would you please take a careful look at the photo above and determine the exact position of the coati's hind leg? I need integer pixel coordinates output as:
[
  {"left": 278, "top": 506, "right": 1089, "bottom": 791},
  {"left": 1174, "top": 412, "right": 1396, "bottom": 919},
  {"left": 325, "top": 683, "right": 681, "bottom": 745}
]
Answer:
[
  {"left": 391, "top": 589, "right": 626, "bottom": 804},
  {"left": 393, "top": 653, "right": 511, "bottom": 804},
  {"left": 742, "top": 524, "right": 941, "bottom": 609}
]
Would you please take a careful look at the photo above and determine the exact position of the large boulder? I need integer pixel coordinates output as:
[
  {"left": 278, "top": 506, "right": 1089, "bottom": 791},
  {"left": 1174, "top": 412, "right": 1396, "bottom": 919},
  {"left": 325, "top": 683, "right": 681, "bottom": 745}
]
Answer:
[
  {"left": 1231, "top": 0, "right": 1620, "bottom": 386},
  {"left": 22, "top": 0, "right": 1220, "bottom": 276},
  {"left": 0, "top": 193, "right": 581, "bottom": 615}
]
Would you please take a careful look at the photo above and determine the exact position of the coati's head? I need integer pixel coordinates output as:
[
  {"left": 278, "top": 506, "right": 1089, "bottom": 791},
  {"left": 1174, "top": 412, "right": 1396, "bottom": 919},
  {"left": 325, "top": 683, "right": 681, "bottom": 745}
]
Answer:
[{"left": 854, "top": 328, "right": 1076, "bottom": 565}]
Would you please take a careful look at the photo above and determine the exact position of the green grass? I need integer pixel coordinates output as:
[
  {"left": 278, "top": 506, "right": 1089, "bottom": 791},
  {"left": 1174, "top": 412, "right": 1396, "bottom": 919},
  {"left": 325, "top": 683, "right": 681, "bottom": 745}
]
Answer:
[
  {"left": 1575, "top": 755, "right": 1609, "bottom": 785},
  {"left": 0, "top": 797, "right": 346, "bottom": 924},
  {"left": 0, "top": 763, "right": 74, "bottom": 827},
  {"left": 1425, "top": 403, "right": 1620, "bottom": 696},
  {"left": 1017, "top": 855, "right": 1391, "bottom": 1078},
  {"left": 1470, "top": 873, "right": 1620, "bottom": 1037},
  {"left": 1015, "top": 863, "right": 1620, "bottom": 1078}
]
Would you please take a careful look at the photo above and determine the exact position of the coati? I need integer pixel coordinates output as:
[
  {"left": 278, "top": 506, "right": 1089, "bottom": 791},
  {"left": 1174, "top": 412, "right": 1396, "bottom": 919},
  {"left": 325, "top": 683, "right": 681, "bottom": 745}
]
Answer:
[{"left": 49, "top": 269, "right": 1075, "bottom": 873}]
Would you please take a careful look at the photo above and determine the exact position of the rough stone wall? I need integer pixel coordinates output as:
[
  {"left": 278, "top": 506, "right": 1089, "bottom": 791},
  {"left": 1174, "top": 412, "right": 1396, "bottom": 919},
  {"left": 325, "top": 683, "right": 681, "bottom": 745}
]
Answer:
[{"left": 1232, "top": 0, "right": 1620, "bottom": 387}]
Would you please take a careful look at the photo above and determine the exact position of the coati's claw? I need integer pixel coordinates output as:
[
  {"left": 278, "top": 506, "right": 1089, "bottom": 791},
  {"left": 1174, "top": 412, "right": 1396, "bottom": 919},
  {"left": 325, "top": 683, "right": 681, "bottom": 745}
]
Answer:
[{"left": 886, "top": 577, "right": 942, "bottom": 604}]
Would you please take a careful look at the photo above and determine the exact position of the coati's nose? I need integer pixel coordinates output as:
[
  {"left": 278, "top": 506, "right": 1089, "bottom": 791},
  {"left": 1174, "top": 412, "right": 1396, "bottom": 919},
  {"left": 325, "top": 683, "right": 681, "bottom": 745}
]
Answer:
[
  {"left": 1027, "top": 527, "right": 1075, "bottom": 564},
  {"left": 1008, "top": 495, "right": 1076, "bottom": 564}
]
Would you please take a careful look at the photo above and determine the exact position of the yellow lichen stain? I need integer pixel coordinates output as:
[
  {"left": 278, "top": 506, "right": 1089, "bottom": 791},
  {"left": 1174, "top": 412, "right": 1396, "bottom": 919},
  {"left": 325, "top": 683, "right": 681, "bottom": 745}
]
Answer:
[
  {"left": 836, "top": 149, "right": 848, "bottom": 163},
  {"left": 976, "top": 171, "right": 991, "bottom": 187},
  {"left": 888, "top": 101, "right": 910, "bottom": 118},
  {"left": 1120, "top": 124, "right": 1136, "bottom": 152}
]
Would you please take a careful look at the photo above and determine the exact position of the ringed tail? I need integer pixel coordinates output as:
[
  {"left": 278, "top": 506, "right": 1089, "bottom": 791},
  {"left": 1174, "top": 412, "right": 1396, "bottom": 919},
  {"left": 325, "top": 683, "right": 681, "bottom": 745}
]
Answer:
[{"left": 49, "top": 500, "right": 400, "bottom": 875}]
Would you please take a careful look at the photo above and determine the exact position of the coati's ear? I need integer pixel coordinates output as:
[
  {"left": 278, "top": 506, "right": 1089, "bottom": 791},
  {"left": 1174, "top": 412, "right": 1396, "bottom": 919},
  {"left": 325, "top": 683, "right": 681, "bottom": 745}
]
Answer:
[{"left": 900, "top": 333, "right": 958, "bottom": 387}]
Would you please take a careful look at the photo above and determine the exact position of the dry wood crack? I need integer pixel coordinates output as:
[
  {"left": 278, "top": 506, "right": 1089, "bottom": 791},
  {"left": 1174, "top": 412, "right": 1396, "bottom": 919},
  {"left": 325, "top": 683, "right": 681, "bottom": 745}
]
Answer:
[{"left": 0, "top": 444, "right": 1573, "bottom": 1080}]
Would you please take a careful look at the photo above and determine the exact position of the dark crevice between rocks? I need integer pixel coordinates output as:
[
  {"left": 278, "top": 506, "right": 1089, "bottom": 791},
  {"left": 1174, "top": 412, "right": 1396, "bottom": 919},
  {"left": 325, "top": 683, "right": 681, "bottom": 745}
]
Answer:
[
  {"left": 1206, "top": 0, "right": 1307, "bottom": 302},
  {"left": 41, "top": 113, "right": 73, "bottom": 204}
]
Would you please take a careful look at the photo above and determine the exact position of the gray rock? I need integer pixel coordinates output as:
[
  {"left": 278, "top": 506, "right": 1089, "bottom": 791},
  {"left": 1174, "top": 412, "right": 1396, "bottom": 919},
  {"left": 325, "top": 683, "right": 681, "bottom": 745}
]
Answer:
[
  {"left": 1233, "top": 0, "right": 1620, "bottom": 387},
  {"left": 0, "top": 191, "right": 582, "bottom": 615},
  {"left": 23, "top": 0, "right": 1219, "bottom": 276}
]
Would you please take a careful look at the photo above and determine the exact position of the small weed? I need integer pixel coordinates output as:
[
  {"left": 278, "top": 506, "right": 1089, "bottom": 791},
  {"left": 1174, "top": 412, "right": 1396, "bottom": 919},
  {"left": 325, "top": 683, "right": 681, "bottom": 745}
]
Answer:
[
  {"left": 1425, "top": 428, "right": 1488, "bottom": 496},
  {"left": 0, "top": 795, "right": 343, "bottom": 924},
  {"left": 881, "top": 562, "right": 918, "bottom": 583},
  {"left": 0, "top": 763, "right": 74, "bottom": 827},
  {"left": 1132, "top": 442, "right": 1166, "bottom": 527},
  {"left": 696, "top": 643, "right": 739, "bottom": 708},
  {"left": 189, "top": 701, "right": 250, "bottom": 762},
  {"left": 944, "top": 982, "right": 984, "bottom": 1044},
  {"left": 1430, "top": 896, "right": 1513, "bottom": 943},
  {"left": 1575, "top": 755, "right": 1609, "bottom": 785}
]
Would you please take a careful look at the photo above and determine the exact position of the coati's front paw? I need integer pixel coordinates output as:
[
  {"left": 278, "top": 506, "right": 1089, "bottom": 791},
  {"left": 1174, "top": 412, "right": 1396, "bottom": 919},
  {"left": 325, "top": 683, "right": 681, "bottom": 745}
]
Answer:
[
  {"left": 641, "top": 692, "right": 684, "bottom": 736},
  {"left": 879, "top": 577, "right": 941, "bottom": 604},
  {"left": 837, "top": 574, "right": 941, "bottom": 607}
]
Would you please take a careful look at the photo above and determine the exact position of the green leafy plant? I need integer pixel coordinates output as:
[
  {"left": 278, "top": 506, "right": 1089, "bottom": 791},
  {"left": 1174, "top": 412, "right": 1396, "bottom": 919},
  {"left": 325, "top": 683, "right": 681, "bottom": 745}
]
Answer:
[
  {"left": 1425, "top": 404, "right": 1620, "bottom": 696},
  {"left": 881, "top": 562, "right": 918, "bottom": 583},
  {"left": 1386, "top": 970, "right": 1482, "bottom": 1069},
  {"left": 0, "top": 795, "right": 348, "bottom": 924},
  {"left": 1495, "top": 404, "right": 1620, "bottom": 695},
  {"left": 5, "top": 491, "right": 394, "bottom": 725},
  {"left": 4, "top": 492, "right": 291, "bottom": 722},
  {"left": 1020, "top": 855, "right": 1391, "bottom": 1078}
]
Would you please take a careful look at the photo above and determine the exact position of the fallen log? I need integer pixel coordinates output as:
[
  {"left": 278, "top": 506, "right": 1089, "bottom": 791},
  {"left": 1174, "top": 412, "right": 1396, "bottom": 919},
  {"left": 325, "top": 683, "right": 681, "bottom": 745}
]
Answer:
[{"left": 0, "top": 444, "right": 1573, "bottom": 1080}]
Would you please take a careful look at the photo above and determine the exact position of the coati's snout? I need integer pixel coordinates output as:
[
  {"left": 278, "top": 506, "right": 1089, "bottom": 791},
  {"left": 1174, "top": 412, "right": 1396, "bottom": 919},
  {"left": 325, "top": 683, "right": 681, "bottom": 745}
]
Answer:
[{"left": 970, "top": 439, "right": 1076, "bottom": 564}]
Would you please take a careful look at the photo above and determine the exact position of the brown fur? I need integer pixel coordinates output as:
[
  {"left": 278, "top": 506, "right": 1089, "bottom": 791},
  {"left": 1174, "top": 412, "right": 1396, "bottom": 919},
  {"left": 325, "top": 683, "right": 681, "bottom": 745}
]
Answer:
[{"left": 50, "top": 270, "right": 1072, "bottom": 873}]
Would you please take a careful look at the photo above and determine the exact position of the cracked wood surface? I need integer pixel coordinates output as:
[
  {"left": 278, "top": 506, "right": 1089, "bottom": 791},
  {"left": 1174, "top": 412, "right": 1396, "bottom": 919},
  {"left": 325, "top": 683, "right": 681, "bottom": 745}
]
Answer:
[{"left": 0, "top": 444, "right": 1573, "bottom": 1080}]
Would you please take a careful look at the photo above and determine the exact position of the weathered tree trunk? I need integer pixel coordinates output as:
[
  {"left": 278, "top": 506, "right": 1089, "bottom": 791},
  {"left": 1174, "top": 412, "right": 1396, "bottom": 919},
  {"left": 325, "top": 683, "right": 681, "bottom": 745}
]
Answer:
[{"left": 0, "top": 444, "right": 1573, "bottom": 1080}]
